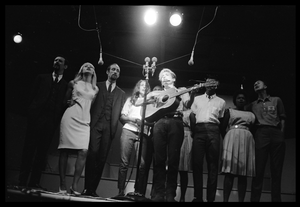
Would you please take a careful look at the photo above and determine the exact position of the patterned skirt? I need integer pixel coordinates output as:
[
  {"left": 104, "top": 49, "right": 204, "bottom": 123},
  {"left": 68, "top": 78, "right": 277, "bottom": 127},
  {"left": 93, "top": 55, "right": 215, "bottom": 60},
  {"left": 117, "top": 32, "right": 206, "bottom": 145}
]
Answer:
[{"left": 221, "top": 127, "right": 255, "bottom": 177}]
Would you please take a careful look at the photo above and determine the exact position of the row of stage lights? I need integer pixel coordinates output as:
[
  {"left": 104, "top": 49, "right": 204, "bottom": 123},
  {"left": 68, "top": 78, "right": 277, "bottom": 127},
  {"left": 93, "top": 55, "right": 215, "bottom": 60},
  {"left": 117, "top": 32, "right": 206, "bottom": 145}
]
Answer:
[
  {"left": 12, "top": 8, "right": 183, "bottom": 44},
  {"left": 144, "top": 8, "right": 183, "bottom": 27}
]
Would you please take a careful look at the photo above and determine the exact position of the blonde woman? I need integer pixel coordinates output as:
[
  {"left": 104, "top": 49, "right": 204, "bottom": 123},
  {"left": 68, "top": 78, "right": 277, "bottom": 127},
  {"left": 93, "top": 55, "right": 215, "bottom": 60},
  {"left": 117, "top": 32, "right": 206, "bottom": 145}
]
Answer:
[{"left": 57, "top": 62, "right": 98, "bottom": 196}]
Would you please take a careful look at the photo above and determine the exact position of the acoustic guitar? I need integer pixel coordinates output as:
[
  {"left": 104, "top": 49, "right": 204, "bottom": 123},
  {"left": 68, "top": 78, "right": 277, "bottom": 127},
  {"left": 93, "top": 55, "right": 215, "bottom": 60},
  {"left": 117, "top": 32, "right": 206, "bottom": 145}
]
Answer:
[{"left": 143, "top": 80, "right": 218, "bottom": 123}]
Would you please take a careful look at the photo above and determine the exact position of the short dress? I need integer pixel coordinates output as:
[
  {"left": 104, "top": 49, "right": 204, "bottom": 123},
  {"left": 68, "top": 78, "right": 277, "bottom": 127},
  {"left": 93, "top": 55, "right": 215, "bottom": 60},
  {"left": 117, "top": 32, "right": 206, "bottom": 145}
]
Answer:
[
  {"left": 178, "top": 109, "right": 193, "bottom": 171},
  {"left": 58, "top": 80, "right": 97, "bottom": 150},
  {"left": 221, "top": 108, "right": 256, "bottom": 177}
]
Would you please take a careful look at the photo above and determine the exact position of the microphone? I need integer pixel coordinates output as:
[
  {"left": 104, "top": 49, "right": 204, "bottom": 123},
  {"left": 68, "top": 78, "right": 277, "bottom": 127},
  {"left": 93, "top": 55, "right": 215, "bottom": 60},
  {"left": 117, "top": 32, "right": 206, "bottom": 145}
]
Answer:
[
  {"left": 145, "top": 57, "right": 150, "bottom": 67},
  {"left": 151, "top": 57, "right": 157, "bottom": 68},
  {"left": 98, "top": 52, "right": 104, "bottom": 65},
  {"left": 151, "top": 57, "right": 157, "bottom": 76},
  {"left": 144, "top": 57, "right": 150, "bottom": 70},
  {"left": 188, "top": 50, "right": 194, "bottom": 66}
]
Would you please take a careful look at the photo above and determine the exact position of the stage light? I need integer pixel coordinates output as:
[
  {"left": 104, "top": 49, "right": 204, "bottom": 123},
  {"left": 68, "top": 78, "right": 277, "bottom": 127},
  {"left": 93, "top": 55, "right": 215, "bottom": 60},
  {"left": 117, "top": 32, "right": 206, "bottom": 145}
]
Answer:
[
  {"left": 13, "top": 33, "right": 22, "bottom": 43},
  {"left": 170, "top": 13, "right": 182, "bottom": 26},
  {"left": 144, "top": 8, "right": 158, "bottom": 26}
]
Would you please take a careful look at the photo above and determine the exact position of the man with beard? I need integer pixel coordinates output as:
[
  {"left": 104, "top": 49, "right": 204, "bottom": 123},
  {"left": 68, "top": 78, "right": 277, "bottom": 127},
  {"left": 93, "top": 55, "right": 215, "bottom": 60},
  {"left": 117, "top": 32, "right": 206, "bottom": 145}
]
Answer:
[
  {"left": 18, "top": 55, "right": 68, "bottom": 190},
  {"left": 81, "top": 63, "right": 126, "bottom": 197}
]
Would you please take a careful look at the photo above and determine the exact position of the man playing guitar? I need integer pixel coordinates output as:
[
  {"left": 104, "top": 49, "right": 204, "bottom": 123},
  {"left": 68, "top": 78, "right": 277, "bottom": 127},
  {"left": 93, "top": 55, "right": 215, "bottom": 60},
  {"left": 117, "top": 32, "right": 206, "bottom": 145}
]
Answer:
[
  {"left": 146, "top": 68, "right": 190, "bottom": 202},
  {"left": 140, "top": 78, "right": 218, "bottom": 123}
]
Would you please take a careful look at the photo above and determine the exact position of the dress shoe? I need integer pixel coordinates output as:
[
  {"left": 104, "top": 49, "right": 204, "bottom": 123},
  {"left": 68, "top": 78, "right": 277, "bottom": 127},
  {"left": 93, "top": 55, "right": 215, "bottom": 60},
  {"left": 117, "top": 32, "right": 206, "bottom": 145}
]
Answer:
[
  {"left": 166, "top": 196, "right": 177, "bottom": 202},
  {"left": 151, "top": 195, "right": 165, "bottom": 202},
  {"left": 192, "top": 197, "right": 203, "bottom": 202},
  {"left": 28, "top": 183, "right": 47, "bottom": 191},
  {"left": 58, "top": 186, "right": 68, "bottom": 195},
  {"left": 14, "top": 185, "right": 27, "bottom": 191},
  {"left": 70, "top": 186, "right": 81, "bottom": 196},
  {"left": 126, "top": 191, "right": 144, "bottom": 197},
  {"left": 81, "top": 189, "right": 99, "bottom": 197},
  {"left": 110, "top": 192, "right": 125, "bottom": 200},
  {"left": 117, "top": 192, "right": 125, "bottom": 197}
]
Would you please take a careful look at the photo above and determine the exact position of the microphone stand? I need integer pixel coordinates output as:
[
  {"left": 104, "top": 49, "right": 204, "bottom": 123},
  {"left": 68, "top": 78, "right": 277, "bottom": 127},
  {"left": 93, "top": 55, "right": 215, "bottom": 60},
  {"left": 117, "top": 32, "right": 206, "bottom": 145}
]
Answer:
[{"left": 124, "top": 61, "right": 156, "bottom": 202}]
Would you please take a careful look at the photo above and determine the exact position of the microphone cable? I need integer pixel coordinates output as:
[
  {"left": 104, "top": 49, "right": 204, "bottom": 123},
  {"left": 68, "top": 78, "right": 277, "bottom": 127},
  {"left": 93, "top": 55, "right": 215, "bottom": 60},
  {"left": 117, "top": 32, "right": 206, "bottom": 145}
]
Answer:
[
  {"left": 189, "top": 6, "right": 219, "bottom": 65},
  {"left": 78, "top": 5, "right": 103, "bottom": 65}
]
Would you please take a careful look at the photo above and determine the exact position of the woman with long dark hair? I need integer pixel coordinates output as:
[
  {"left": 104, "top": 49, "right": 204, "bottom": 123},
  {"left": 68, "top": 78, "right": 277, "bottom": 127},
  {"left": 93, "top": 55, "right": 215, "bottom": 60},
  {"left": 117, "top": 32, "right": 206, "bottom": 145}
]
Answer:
[{"left": 116, "top": 79, "right": 152, "bottom": 197}]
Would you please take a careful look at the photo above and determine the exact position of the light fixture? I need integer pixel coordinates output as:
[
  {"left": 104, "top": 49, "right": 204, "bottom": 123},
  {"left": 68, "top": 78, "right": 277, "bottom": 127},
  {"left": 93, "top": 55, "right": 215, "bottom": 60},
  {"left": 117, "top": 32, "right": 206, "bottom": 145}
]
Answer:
[
  {"left": 144, "top": 8, "right": 158, "bottom": 26},
  {"left": 13, "top": 32, "right": 22, "bottom": 43},
  {"left": 169, "top": 12, "right": 182, "bottom": 26}
]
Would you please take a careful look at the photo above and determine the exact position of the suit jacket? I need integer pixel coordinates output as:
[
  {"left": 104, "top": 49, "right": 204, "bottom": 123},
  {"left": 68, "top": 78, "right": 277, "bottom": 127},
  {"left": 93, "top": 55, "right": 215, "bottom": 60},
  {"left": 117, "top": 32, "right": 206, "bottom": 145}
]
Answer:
[
  {"left": 27, "top": 73, "right": 68, "bottom": 123},
  {"left": 90, "top": 81, "right": 126, "bottom": 139}
]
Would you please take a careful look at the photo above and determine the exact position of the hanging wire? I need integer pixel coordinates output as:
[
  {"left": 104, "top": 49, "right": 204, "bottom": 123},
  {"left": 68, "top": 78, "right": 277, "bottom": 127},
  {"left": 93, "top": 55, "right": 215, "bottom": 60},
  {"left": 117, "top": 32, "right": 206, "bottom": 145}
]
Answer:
[
  {"left": 156, "top": 53, "right": 191, "bottom": 67},
  {"left": 77, "top": 5, "right": 218, "bottom": 69},
  {"left": 103, "top": 52, "right": 143, "bottom": 67},
  {"left": 92, "top": 6, "right": 102, "bottom": 54},
  {"left": 189, "top": 6, "right": 219, "bottom": 55},
  {"left": 157, "top": 6, "right": 219, "bottom": 67},
  {"left": 77, "top": 5, "right": 98, "bottom": 32},
  {"left": 78, "top": 5, "right": 104, "bottom": 64}
]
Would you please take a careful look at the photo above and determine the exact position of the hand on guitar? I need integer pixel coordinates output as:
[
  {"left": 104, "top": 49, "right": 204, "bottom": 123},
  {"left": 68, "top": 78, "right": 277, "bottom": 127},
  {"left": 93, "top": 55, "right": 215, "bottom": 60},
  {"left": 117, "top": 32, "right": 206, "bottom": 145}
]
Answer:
[{"left": 190, "top": 84, "right": 201, "bottom": 94}]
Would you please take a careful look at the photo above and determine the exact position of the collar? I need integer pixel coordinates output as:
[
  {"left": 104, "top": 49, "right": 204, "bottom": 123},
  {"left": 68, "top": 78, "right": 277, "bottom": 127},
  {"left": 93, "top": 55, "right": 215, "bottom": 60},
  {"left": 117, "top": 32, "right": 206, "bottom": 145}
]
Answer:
[
  {"left": 106, "top": 80, "right": 116, "bottom": 87},
  {"left": 205, "top": 93, "right": 216, "bottom": 99},
  {"left": 257, "top": 95, "right": 271, "bottom": 103},
  {"left": 52, "top": 72, "right": 63, "bottom": 81}
]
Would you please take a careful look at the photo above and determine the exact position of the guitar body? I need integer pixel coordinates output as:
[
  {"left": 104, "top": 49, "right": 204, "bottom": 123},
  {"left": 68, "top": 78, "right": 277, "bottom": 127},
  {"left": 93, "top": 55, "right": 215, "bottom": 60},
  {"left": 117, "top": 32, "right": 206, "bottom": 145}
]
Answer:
[
  {"left": 144, "top": 88, "right": 182, "bottom": 123},
  {"left": 142, "top": 81, "right": 217, "bottom": 123}
]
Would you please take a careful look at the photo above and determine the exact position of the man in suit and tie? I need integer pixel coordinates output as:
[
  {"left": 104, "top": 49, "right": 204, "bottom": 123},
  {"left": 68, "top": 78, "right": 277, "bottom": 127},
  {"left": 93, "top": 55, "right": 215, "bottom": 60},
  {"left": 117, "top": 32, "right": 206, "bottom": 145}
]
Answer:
[
  {"left": 18, "top": 55, "right": 69, "bottom": 190},
  {"left": 81, "top": 63, "right": 126, "bottom": 197}
]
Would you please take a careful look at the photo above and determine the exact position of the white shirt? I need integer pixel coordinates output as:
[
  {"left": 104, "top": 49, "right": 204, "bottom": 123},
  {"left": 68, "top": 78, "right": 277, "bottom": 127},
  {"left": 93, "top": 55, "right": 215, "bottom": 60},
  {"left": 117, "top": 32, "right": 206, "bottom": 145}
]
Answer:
[
  {"left": 191, "top": 93, "right": 226, "bottom": 124},
  {"left": 52, "top": 72, "right": 63, "bottom": 83},
  {"left": 106, "top": 80, "right": 115, "bottom": 92},
  {"left": 121, "top": 97, "right": 150, "bottom": 135}
]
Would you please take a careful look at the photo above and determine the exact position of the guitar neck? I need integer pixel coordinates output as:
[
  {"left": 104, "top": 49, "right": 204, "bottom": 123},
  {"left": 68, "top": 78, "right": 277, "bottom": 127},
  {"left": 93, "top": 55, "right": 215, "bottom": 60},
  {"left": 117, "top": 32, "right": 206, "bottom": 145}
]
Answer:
[{"left": 169, "top": 83, "right": 204, "bottom": 99}]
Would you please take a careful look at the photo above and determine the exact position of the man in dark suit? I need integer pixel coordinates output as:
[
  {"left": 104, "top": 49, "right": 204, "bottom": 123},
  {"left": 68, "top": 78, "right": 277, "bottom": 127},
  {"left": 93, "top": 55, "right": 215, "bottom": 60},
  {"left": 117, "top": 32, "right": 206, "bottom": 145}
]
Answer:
[
  {"left": 18, "top": 55, "right": 68, "bottom": 190},
  {"left": 82, "top": 63, "right": 126, "bottom": 197}
]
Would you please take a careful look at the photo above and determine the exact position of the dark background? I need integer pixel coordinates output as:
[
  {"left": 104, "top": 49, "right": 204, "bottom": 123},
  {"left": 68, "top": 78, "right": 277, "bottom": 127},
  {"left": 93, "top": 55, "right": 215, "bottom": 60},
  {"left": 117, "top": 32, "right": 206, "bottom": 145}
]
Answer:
[{"left": 5, "top": 5, "right": 295, "bottom": 138}]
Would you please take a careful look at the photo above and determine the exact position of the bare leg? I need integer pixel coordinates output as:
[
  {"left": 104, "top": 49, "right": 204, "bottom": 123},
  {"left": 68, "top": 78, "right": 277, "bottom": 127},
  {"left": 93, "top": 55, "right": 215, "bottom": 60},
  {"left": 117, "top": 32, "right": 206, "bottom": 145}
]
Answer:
[
  {"left": 72, "top": 149, "right": 88, "bottom": 191},
  {"left": 59, "top": 150, "right": 69, "bottom": 191}
]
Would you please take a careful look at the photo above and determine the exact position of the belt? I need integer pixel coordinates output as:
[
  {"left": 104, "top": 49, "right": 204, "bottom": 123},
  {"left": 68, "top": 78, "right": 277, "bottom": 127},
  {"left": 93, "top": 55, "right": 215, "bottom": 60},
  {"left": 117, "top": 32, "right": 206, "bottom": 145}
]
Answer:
[
  {"left": 257, "top": 125, "right": 280, "bottom": 129},
  {"left": 229, "top": 125, "right": 249, "bottom": 131},
  {"left": 163, "top": 112, "right": 183, "bottom": 119},
  {"left": 196, "top": 122, "right": 219, "bottom": 126}
]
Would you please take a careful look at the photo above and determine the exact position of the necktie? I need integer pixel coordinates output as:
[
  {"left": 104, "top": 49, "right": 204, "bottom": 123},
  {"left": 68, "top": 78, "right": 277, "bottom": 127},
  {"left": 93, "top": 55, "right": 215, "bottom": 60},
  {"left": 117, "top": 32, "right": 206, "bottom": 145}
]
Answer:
[
  {"left": 108, "top": 82, "right": 112, "bottom": 93},
  {"left": 54, "top": 75, "right": 59, "bottom": 83}
]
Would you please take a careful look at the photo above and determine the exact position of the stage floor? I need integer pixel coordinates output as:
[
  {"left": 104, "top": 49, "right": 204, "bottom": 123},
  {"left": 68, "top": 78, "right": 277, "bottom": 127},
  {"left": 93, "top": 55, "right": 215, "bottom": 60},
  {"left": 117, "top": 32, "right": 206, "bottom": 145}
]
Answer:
[{"left": 5, "top": 186, "right": 135, "bottom": 202}]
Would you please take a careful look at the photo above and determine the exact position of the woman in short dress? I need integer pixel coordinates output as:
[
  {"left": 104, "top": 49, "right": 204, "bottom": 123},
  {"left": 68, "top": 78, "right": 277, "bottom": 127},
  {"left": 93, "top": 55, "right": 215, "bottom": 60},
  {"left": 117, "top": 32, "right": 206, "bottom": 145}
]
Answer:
[
  {"left": 220, "top": 89, "right": 256, "bottom": 202},
  {"left": 57, "top": 62, "right": 98, "bottom": 195}
]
